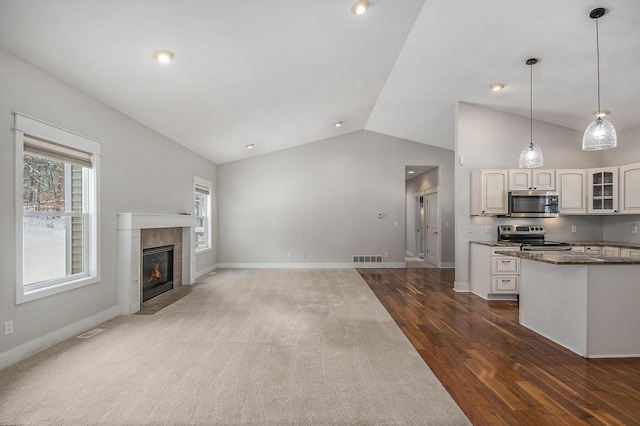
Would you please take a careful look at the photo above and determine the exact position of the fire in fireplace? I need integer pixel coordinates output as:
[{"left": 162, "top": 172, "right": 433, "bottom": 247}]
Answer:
[{"left": 142, "top": 245, "right": 174, "bottom": 302}]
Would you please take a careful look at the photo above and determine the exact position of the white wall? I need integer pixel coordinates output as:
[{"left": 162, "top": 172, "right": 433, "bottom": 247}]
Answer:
[
  {"left": 0, "top": 48, "right": 217, "bottom": 365},
  {"left": 454, "top": 102, "right": 605, "bottom": 290},
  {"left": 217, "top": 130, "right": 455, "bottom": 267},
  {"left": 405, "top": 169, "right": 439, "bottom": 257},
  {"left": 602, "top": 125, "right": 640, "bottom": 243}
]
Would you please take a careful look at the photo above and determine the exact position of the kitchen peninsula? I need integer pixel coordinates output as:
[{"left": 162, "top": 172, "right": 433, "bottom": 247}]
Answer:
[{"left": 497, "top": 250, "right": 640, "bottom": 358}]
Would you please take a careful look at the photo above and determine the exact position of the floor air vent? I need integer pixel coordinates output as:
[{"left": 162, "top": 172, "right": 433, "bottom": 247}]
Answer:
[
  {"left": 76, "top": 328, "right": 105, "bottom": 339},
  {"left": 352, "top": 255, "right": 383, "bottom": 263}
]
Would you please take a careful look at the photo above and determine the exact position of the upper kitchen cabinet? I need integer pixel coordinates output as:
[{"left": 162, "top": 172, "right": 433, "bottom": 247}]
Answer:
[
  {"left": 555, "top": 170, "right": 587, "bottom": 214},
  {"left": 508, "top": 169, "right": 555, "bottom": 191},
  {"left": 471, "top": 169, "right": 508, "bottom": 215},
  {"left": 619, "top": 163, "right": 640, "bottom": 214},
  {"left": 587, "top": 167, "right": 618, "bottom": 214}
]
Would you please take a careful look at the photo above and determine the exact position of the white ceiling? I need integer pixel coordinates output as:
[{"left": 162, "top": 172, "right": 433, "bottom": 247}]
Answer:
[{"left": 1, "top": 0, "right": 639, "bottom": 164}]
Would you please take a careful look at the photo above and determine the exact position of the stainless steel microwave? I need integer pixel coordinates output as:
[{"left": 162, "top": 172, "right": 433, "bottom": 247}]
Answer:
[{"left": 507, "top": 190, "right": 559, "bottom": 218}]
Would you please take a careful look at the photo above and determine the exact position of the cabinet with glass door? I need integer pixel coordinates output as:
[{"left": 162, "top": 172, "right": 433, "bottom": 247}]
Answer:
[{"left": 587, "top": 167, "right": 618, "bottom": 214}]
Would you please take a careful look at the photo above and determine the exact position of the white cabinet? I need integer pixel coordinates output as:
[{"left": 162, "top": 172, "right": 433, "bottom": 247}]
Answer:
[
  {"left": 584, "top": 246, "right": 602, "bottom": 255},
  {"left": 490, "top": 247, "right": 519, "bottom": 294},
  {"left": 620, "top": 248, "right": 640, "bottom": 258},
  {"left": 508, "top": 169, "right": 555, "bottom": 191},
  {"left": 470, "top": 244, "right": 520, "bottom": 299},
  {"left": 471, "top": 169, "right": 508, "bottom": 215},
  {"left": 619, "top": 163, "right": 640, "bottom": 214},
  {"left": 555, "top": 170, "right": 587, "bottom": 214},
  {"left": 587, "top": 167, "right": 618, "bottom": 214},
  {"left": 602, "top": 246, "right": 620, "bottom": 257}
]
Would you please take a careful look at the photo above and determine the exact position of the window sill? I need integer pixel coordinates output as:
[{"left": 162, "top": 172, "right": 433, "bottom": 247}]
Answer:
[
  {"left": 195, "top": 248, "right": 213, "bottom": 255},
  {"left": 17, "top": 275, "right": 100, "bottom": 304}
]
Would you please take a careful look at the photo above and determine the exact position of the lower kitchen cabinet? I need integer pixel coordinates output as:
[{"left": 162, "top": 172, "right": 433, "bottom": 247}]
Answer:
[
  {"left": 602, "top": 246, "right": 621, "bottom": 257},
  {"left": 470, "top": 243, "right": 519, "bottom": 300},
  {"left": 621, "top": 248, "right": 640, "bottom": 258}
]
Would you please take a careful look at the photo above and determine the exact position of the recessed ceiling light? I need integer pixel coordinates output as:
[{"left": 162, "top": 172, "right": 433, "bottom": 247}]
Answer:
[
  {"left": 593, "top": 109, "right": 611, "bottom": 117},
  {"left": 489, "top": 83, "right": 504, "bottom": 92},
  {"left": 153, "top": 50, "right": 175, "bottom": 64},
  {"left": 245, "top": 144, "right": 254, "bottom": 149},
  {"left": 334, "top": 121, "right": 344, "bottom": 127},
  {"left": 408, "top": 170, "right": 415, "bottom": 174},
  {"left": 351, "top": 0, "right": 370, "bottom": 15}
]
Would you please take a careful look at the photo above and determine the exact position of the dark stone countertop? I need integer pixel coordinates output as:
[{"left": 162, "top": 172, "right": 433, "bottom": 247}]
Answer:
[
  {"left": 471, "top": 241, "right": 640, "bottom": 250},
  {"left": 495, "top": 250, "right": 640, "bottom": 265}
]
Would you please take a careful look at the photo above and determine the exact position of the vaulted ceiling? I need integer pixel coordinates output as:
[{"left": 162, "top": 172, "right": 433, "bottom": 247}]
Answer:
[{"left": 1, "top": 0, "right": 639, "bottom": 164}]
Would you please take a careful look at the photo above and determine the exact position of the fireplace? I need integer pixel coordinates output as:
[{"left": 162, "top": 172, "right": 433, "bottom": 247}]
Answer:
[{"left": 142, "top": 245, "right": 174, "bottom": 302}]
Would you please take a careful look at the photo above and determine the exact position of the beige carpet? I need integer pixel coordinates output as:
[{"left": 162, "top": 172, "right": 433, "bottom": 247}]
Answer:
[{"left": 0, "top": 269, "right": 469, "bottom": 425}]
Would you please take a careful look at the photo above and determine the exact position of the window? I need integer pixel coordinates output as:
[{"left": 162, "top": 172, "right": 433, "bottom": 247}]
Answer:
[
  {"left": 14, "top": 113, "right": 100, "bottom": 303},
  {"left": 194, "top": 177, "right": 212, "bottom": 252}
]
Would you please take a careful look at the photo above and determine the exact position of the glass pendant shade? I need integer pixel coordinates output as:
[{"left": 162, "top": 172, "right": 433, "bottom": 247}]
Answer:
[
  {"left": 519, "top": 142, "right": 544, "bottom": 168},
  {"left": 583, "top": 8, "right": 616, "bottom": 151},
  {"left": 582, "top": 117, "right": 617, "bottom": 150},
  {"left": 519, "top": 58, "right": 543, "bottom": 168}
]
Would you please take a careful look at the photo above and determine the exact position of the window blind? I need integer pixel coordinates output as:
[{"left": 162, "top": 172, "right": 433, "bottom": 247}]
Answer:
[
  {"left": 24, "top": 134, "right": 93, "bottom": 169},
  {"left": 195, "top": 184, "right": 210, "bottom": 195}
]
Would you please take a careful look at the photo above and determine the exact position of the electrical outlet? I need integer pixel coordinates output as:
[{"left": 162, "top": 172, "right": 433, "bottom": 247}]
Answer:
[
  {"left": 571, "top": 225, "right": 577, "bottom": 233},
  {"left": 5, "top": 320, "right": 13, "bottom": 335},
  {"left": 485, "top": 225, "right": 491, "bottom": 233},
  {"left": 384, "top": 252, "right": 389, "bottom": 258},
  {"left": 287, "top": 252, "right": 291, "bottom": 258},
  {"left": 632, "top": 224, "right": 638, "bottom": 234}
]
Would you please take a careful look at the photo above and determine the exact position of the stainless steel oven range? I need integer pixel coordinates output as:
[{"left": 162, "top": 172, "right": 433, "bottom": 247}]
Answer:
[{"left": 497, "top": 225, "right": 572, "bottom": 251}]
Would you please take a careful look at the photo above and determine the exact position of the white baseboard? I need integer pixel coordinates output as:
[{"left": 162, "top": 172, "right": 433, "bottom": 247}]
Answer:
[
  {"left": 217, "top": 262, "right": 406, "bottom": 269},
  {"left": 195, "top": 264, "right": 217, "bottom": 279},
  {"left": 0, "top": 305, "right": 119, "bottom": 371},
  {"left": 453, "top": 281, "right": 470, "bottom": 292}
]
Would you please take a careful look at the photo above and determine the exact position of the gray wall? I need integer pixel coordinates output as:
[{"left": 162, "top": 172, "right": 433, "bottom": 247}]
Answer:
[
  {"left": 454, "top": 102, "right": 605, "bottom": 290},
  {"left": 0, "top": 48, "right": 217, "bottom": 361},
  {"left": 217, "top": 130, "right": 455, "bottom": 266},
  {"left": 405, "top": 169, "right": 439, "bottom": 257}
]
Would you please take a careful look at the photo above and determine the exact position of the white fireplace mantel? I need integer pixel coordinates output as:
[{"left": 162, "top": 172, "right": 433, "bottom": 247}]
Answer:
[{"left": 117, "top": 213, "right": 195, "bottom": 315}]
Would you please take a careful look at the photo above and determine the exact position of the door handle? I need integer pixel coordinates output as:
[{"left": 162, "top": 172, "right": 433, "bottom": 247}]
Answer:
[{"left": 434, "top": 232, "right": 438, "bottom": 234}]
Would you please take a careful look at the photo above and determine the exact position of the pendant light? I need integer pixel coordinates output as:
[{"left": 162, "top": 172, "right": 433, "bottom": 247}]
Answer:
[
  {"left": 519, "top": 58, "right": 544, "bottom": 168},
  {"left": 582, "top": 7, "right": 617, "bottom": 151}
]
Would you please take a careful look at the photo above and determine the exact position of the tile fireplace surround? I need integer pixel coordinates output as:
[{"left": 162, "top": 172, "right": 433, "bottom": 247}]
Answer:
[{"left": 117, "top": 213, "right": 195, "bottom": 315}]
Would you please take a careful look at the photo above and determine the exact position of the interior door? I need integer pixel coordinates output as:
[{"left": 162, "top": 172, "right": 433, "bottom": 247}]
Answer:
[
  {"left": 426, "top": 192, "right": 439, "bottom": 266},
  {"left": 415, "top": 195, "right": 424, "bottom": 258}
]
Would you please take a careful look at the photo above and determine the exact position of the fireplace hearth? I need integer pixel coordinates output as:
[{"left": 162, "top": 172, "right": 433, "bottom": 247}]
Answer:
[{"left": 142, "top": 245, "right": 174, "bottom": 302}]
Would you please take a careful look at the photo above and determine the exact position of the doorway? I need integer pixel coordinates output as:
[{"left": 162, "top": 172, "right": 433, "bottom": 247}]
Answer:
[{"left": 406, "top": 165, "right": 441, "bottom": 268}]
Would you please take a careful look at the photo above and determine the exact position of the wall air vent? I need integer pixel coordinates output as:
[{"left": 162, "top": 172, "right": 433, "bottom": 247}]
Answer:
[{"left": 352, "top": 255, "right": 383, "bottom": 263}]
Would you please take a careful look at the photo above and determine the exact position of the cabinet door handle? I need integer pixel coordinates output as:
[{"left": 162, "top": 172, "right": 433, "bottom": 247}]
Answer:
[
  {"left": 501, "top": 260, "right": 510, "bottom": 263},
  {"left": 501, "top": 279, "right": 510, "bottom": 282}
]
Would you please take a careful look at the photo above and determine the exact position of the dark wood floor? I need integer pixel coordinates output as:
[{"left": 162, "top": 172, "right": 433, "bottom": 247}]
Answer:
[{"left": 358, "top": 267, "right": 640, "bottom": 426}]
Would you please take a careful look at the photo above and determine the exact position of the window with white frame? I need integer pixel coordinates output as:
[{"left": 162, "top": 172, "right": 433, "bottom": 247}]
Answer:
[
  {"left": 194, "top": 177, "right": 211, "bottom": 252},
  {"left": 15, "top": 113, "right": 100, "bottom": 303}
]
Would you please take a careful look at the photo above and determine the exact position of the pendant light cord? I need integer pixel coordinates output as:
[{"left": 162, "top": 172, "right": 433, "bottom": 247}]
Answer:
[
  {"left": 530, "top": 62, "right": 533, "bottom": 147},
  {"left": 596, "top": 17, "right": 601, "bottom": 114}
]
